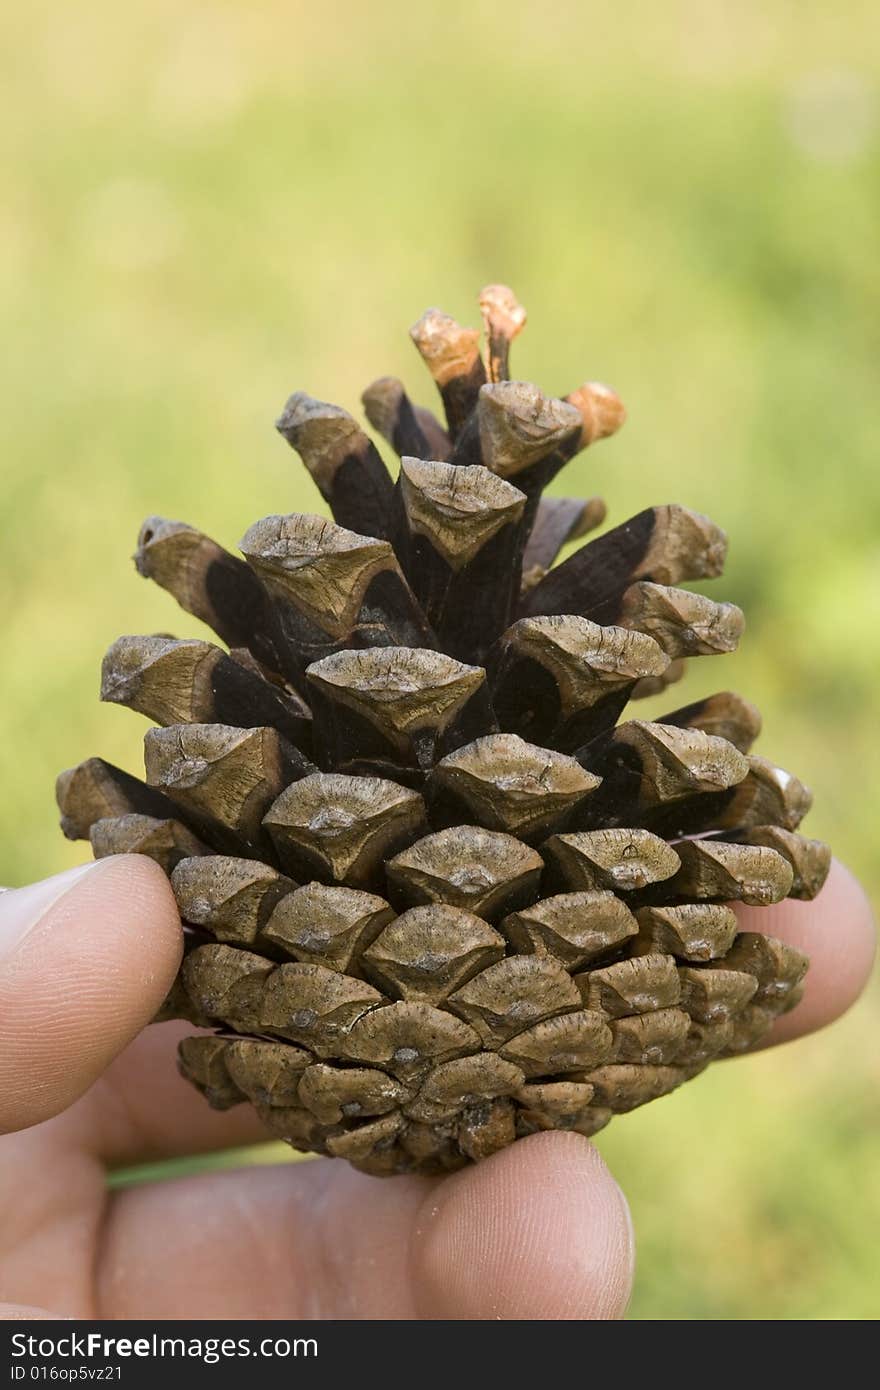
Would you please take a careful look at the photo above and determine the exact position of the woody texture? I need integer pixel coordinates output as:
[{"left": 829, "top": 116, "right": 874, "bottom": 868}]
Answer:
[{"left": 57, "top": 285, "right": 830, "bottom": 1176}]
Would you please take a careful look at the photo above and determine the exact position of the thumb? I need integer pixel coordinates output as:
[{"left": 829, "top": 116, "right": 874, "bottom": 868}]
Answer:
[{"left": 0, "top": 855, "right": 181, "bottom": 1133}]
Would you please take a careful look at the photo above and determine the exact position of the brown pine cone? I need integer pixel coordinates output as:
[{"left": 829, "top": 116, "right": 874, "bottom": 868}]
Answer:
[{"left": 56, "top": 284, "right": 830, "bottom": 1177}]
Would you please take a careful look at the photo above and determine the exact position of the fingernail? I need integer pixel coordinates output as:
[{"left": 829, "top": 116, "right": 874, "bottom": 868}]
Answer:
[{"left": 0, "top": 862, "right": 103, "bottom": 961}]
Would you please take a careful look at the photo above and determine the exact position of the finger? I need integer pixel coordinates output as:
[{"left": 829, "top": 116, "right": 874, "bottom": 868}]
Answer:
[
  {"left": 410, "top": 1132, "right": 634, "bottom": 1319},
  {"left": 84, "top": 1020, "right": 269, "bottom": 1167},
  {"left": 96, "top": 1133, "right": 633, "bottom": 1320},
  {"left": 733, "top": 857, "right": 875, "bottom": 1047},
  {"left": 0, "top": 857, "right": 182, "bottom": 1132},
  {"left": 0, "top": 1304, "right": 59, "bottom": 1320}
]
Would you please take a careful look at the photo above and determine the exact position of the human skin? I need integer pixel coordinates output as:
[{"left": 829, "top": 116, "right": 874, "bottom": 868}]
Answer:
[{"left": 0, "top": 855, "right": 874, "bottom": 1320}]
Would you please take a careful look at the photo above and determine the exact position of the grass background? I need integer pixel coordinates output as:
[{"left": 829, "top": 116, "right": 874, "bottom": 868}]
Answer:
[{"left": 2, "top": 0, "right": 878, "bottom": 1318}]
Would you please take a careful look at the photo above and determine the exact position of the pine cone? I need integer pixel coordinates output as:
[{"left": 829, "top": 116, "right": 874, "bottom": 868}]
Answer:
[{"left": 57, "top": 285, "right": 831, "bottom": 1177}]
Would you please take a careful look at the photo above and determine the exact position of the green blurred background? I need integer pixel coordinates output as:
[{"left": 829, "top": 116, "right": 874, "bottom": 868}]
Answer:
[{"left": 1, "top": 0, "right": 878, "bottom": 1319}]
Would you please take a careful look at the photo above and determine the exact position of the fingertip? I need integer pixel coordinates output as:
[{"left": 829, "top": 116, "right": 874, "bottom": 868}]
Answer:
[
  {"left": 411, "top": 1132, "right": 634, "bottom": 1320},
  {"left": 76, "top": 853, "right": 183, "bottom": 983},
  {"left": 0, "top": 855, "right": 182, "bottom": 1132},
  {"left": 735, "top": 857, "right": 876, "bottom": 1045}
]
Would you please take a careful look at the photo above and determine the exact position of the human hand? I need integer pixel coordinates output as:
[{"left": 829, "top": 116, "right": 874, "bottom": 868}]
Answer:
[{"left": 0, "top": 854, "right": 873, "bottom": 1320}]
